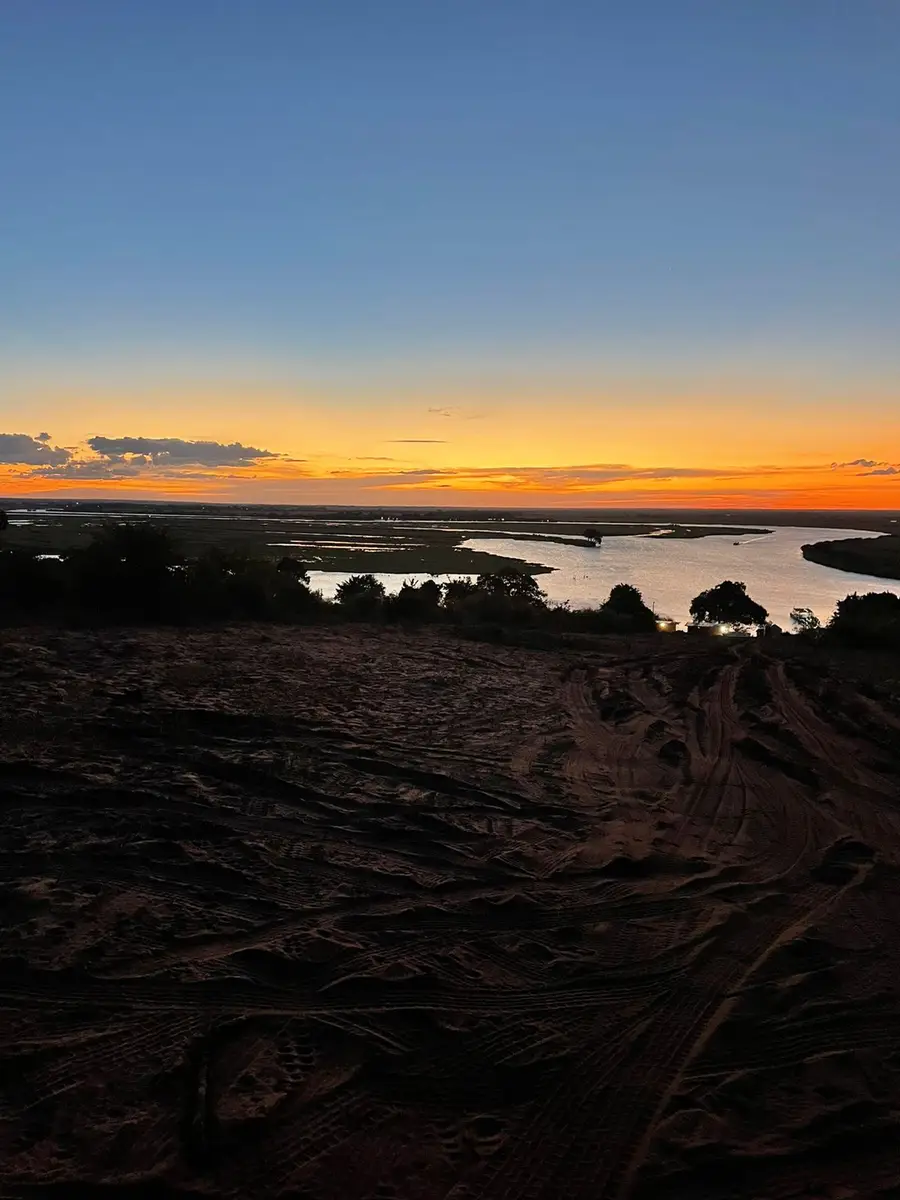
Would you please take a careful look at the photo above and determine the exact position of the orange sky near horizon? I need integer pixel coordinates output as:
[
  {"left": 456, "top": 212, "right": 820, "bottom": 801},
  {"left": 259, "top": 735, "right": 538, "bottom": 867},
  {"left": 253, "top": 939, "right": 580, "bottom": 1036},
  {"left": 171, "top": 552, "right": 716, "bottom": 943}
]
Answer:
[{"left": 2, "top": 375, "right": 899, "bottom": 509}]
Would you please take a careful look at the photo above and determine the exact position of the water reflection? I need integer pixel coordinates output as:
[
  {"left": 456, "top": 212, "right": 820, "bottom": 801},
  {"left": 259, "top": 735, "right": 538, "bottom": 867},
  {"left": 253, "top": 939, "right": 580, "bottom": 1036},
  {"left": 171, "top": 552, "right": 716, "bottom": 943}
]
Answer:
[{"left": 308, "top": 527, "right": 900, "bottom": 629}]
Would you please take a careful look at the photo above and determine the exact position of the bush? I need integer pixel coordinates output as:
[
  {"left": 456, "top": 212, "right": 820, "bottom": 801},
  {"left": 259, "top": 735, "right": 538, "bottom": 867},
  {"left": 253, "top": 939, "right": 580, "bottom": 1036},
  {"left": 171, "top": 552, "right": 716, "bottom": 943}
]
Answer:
[
  {"left": 335, "top": 573, "right": 386, "bottom": 619},
  {"left": 184, "top": 549, "right": 322, "bottom": 621},
  {"left": 66, "top": 523, "right": 184, "bottom": 620},
  {"left": 0, "top": 550, "right": 66, "bottom": 617},
  {"left": 690, "top": 580, "right": 768, "bottom": 628},
  {"left": 385, "top": 578, "right": 443, "bottom": 622},
  {"left": 828, "top": 591, "right": 900, "bottom": 650}
]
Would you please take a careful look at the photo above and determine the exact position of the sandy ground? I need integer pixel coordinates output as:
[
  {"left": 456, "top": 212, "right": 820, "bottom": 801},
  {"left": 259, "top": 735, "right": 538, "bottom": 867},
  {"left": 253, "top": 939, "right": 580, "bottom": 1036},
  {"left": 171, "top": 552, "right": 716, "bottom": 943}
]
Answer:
[{"left": 2, "top": 626, "right": 900, "bottom": 1198}]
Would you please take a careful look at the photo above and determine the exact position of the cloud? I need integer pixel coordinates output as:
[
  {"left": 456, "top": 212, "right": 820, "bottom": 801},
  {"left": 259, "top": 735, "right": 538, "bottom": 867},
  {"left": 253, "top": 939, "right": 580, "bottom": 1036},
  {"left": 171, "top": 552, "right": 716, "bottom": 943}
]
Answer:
[
  {"left": 427, "top": 407, "right": 454, "bottom": 418},
  {"left": 86, "top": 436, "right": 277, "bottom": 467},
  {"left": 36, "top": 432, "right": 51, "bottom": 442},
  {"left": 380, "top": 463, "right": 734, "bottom": 490},
  {"left": 860, "top": 466, "right": 900, "bottom": 476},
  {"left": 0, "top": 434, "right": 71, "bottom": 466},
  {"left": 832, "top": 458, "right": 880, "bottom": 469},
  {"left": 355, "top": 456, "right": 398, "bottom": 462},
  {"left": 387, "top": 439, "right": 448, "bottom": 444}
]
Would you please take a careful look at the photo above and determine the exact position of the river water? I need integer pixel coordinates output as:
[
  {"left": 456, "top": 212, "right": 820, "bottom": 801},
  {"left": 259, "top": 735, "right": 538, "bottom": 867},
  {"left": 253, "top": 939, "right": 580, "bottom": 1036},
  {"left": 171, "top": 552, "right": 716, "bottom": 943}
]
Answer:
[{"left": 309, "top": 525, "right": 900, "bottom": 629}]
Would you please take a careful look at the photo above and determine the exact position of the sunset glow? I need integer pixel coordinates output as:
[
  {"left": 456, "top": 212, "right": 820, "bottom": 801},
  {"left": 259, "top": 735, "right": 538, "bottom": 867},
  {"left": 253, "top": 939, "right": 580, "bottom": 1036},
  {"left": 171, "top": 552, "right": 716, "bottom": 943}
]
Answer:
[{"left": 2, "top": 4, "right": 897, "bottom": 510}]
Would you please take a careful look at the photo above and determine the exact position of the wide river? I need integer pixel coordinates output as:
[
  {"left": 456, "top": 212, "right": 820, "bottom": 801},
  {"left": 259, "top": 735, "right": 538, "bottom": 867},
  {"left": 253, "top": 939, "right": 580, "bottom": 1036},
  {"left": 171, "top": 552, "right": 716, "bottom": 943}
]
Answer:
[{"left": 309, "top": 525, "right": 900, "bottom": 629}]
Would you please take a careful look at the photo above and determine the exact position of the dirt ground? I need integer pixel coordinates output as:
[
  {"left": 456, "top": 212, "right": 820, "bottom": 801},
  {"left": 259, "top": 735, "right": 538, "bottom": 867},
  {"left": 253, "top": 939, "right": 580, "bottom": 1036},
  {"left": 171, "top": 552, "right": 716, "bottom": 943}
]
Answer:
[{"left": 2, "top": 626, "right": 900, "bottom": 1198}]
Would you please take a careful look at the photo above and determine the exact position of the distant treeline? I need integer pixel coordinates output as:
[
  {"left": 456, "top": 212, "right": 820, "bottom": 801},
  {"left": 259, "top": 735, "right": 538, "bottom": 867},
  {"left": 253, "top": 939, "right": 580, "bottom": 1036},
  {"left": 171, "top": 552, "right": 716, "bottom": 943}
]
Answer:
[{"left": 802, "top": 535, "right": 900, "bottom": 581}]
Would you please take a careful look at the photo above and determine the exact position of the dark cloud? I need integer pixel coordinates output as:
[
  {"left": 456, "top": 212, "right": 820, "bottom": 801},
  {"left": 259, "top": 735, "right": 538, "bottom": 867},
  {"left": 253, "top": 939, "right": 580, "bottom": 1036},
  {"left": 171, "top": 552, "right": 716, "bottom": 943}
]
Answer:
[
  {"left": 0, "top": 433, "right": 71, "bottom": 466},
  {"left": 832, "top": 458, "right": 880, "bottom": 469},
  {"left": 355, "top": 456, "right": 398, "bottom": 462},
  {"left": 32, "top": 459, "right": 145, "bottom": 480},
  {"left": 86, "top": 436, "right": 277, "bottom": 467},
  {"left": 860, "top": 466, "right": 900, "bottom": 476},
  {"left": 36, "top": 432, "right": 52, "bottom": 442}
]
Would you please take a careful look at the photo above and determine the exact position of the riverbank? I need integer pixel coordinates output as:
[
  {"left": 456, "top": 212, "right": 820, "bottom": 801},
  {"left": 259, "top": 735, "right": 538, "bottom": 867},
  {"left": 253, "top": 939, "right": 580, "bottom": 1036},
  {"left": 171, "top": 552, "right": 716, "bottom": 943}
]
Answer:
[{"left": 802, "top": 534, "right": 900, "bottom": 581}]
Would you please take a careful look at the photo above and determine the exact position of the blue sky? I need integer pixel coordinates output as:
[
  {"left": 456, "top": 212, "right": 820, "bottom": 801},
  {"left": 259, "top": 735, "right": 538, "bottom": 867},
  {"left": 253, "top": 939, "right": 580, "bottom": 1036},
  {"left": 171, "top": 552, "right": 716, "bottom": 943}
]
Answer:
[{"left": 1, "top": 1, "right": 898, "bottom": 504}]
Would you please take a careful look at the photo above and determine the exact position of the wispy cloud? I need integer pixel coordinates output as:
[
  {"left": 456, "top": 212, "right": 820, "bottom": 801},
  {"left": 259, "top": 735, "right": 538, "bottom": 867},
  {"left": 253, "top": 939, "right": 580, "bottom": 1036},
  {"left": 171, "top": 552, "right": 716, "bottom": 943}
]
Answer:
[
  {"left": 387, "top": 438, "right": 448, "bottom": 444},
  {"left": 426, "top": 406, "right": 484, "bottom": 421},
  {"left": 860, "top": 466, "right": 900, "bottom": 477},
  {"left": 832, "top": 458, "right": 880, "bottom": 469}
]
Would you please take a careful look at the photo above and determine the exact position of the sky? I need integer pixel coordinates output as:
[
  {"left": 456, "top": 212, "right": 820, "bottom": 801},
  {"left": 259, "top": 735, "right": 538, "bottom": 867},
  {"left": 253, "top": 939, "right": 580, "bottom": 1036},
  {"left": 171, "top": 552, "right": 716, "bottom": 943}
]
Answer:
[{"left": 2, "top": 0, "right": 899, "bottom": 508}]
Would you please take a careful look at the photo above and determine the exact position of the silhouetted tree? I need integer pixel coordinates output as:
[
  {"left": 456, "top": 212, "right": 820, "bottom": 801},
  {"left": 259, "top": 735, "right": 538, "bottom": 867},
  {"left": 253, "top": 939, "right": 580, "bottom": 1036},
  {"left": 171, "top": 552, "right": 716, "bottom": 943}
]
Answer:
[
  {"left": 0, "top": 510, "right": 8, "bottom": 535},
  {"left": 689, "top": 580, "right": 768, "bottom": 628},
  {"left": 475, "top": 569, "right": 546, "bottom": 605},
  {"left": 828, "top": 591, "right": 900, "bottom": 649},
  {"left": 599, "top": 583, "right": 658, "bottom": 632},
  {"left": 584, "top": 527, "right": 603, "bottom": 546},
  {"left": 790, "top": 607, "right": 822, "bottom": 634}
]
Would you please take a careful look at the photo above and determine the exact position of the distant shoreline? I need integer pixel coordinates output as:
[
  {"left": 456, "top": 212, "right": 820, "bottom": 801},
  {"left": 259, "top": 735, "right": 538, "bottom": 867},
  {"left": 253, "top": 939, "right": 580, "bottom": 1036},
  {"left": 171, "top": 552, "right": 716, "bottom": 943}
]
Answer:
[
  {"left": 802, "top": 535, "right": 900, "bottom": 582},
  {"left": 2, "top": 498, "right": 898, "bottom": 536}
]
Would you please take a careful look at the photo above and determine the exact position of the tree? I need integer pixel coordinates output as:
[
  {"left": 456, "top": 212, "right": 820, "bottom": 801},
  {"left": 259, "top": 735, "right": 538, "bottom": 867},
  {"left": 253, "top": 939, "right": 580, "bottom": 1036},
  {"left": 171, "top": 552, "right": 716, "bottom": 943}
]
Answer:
[
  {"left": 689, "top": 580, "right": 768, "bottom": 628},
  {"left": 828, "top": 591, "right": 900, "bottom": 649},
  {"left": 0, "top": 510, "right": 8, "bottom": 535},
  {"left": 475, "top": 569, "right": 546, "bottom": 605},
  {"left": 790, "top": 607, "right": 822, "bottom": 634},
  {"left": 584, "top": 527, "right": 603, "bottom": 546},
  {"left": 598, "top": 583, "right": 658, "bottom": 633}
]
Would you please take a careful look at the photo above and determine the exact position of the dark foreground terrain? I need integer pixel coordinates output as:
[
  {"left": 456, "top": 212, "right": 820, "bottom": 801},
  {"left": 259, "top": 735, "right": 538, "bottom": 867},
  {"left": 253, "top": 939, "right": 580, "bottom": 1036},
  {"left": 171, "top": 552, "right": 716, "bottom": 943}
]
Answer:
[{"left": 2, "top": 627, "right": 900, "bottom": 1198}]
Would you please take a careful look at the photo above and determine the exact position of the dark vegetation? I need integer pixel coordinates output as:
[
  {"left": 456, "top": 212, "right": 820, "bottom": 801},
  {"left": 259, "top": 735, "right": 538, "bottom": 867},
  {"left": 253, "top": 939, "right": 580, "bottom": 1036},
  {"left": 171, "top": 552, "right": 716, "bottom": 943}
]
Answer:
[
  {"left": 1, "top": 516, "right": 898, "bottom": 651},
  {"left": 802, "top": 534, "right": 900, "bottom": 581},
  {"left": 0, "top": 519, "right": 662, "bottom": 633},
  {"left": 689, "top": 580, "right": 769, "bottom": 628}
]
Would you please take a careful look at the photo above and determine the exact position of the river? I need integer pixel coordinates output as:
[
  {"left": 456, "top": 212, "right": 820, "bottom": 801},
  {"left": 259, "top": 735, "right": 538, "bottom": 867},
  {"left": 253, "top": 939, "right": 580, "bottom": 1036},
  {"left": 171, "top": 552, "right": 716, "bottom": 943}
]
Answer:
[{"left": 308, "top": 526, "right": 900, "bottom": 629}]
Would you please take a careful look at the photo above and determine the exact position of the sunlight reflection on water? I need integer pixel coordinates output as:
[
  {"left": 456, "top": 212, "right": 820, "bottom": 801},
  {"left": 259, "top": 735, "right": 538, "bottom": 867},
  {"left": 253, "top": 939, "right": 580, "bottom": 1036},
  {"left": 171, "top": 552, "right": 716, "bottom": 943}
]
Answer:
[{"left": 309, "top": 527, "right": 900, "bottom": 628}]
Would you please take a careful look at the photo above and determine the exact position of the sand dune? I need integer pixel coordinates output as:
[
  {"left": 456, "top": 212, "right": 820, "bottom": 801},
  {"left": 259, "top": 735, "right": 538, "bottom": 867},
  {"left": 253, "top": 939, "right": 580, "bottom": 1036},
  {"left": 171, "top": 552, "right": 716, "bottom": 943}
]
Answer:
[{"left": 2, "top": 627, "right": 900, "bottom": 1198}]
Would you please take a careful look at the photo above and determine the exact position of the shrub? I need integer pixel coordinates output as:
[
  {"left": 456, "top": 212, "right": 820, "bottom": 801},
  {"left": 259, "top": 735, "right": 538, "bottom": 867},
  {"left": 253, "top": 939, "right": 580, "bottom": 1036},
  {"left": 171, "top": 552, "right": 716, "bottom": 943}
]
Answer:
[
  {"left": 66, "top": 522, "right": 184, "bottom": 620},
  {"left": 335, "top": 573, "right": 386, "bottom": 619},
  {"left": 385, "top": 578, "right": 443, "bottom": 622},
  {"left": 276, "top": 556, "right": 310, "bottom": 583},
  {"left": 0, "top": 550, "right": 65, "bottom": 617},
  {"left": 185, "top": 549, "right": 323, "bottom": 621},
  {"left": 828, "top": 591, "right": 900, "bottom": 650}
]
